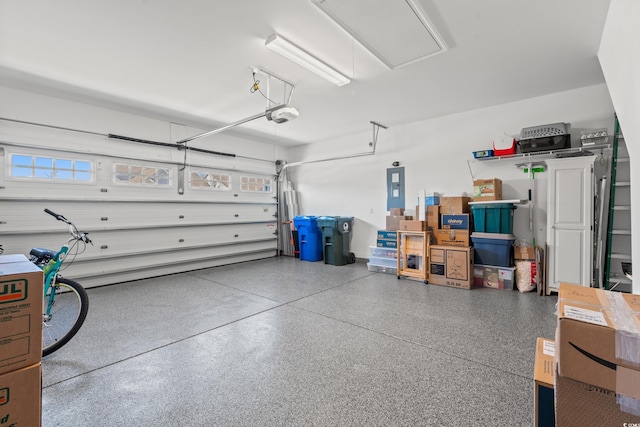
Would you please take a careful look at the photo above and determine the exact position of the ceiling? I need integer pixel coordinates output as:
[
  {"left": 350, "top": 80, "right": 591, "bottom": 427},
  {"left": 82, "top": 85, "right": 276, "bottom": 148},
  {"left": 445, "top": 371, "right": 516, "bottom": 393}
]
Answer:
[{"left": 0, "top": 0, "right": 612, "bottom": 147}]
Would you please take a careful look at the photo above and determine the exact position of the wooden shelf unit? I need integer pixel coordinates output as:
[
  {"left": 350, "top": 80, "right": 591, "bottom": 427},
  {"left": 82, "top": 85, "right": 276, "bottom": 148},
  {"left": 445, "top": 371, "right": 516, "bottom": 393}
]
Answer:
[{"left": 397, "top": 230, "right": 429, "bottom": 283}]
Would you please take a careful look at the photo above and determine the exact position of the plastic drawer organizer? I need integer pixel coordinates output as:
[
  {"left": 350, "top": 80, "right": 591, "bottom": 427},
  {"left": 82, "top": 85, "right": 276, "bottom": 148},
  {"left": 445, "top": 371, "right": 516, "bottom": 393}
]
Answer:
[{"left": 367, "top": 246, "right": 397, "bottom": 274}]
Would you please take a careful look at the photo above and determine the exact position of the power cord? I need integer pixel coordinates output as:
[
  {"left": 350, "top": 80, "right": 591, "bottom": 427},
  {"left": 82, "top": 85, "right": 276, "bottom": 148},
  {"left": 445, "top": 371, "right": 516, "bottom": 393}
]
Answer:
[{"left": 250, "top": 72, "right": 277, "bottom": 104}]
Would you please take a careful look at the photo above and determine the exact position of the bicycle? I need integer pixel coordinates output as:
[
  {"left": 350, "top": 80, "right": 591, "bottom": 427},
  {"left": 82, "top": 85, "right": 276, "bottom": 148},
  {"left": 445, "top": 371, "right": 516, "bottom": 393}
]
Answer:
[{"left": 29, "top": 208, "right": 92, "bottom": 356}]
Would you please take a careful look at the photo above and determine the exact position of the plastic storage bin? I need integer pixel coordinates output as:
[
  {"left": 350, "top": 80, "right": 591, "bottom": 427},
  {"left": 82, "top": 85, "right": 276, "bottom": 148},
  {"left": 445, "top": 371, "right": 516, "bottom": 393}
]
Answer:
[
  {"left": 293, "top": 216, "right": 323, "bottom": 262},
  {"left": 471, "top": 232, "right": 515, "bottom": 267},
  {"left": 317, "top": 216, "right": 354, "bottom": 266},
  {"left": 471, "top": 203, "right": 516, "bottom": 234}
]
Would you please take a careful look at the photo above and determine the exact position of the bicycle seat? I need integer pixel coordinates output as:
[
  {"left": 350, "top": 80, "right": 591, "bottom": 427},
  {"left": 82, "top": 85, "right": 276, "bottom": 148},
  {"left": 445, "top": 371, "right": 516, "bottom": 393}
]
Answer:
[{"left": 30, "top": 247, "right": 57, "bottom": 259}]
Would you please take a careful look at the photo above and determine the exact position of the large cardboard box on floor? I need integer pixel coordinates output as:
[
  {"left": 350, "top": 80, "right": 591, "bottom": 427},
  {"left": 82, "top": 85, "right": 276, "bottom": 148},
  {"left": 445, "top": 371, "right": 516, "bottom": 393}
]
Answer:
[
  {"left": 555, "top": 367, "right": 640, "bottom": 426},
  {"left": 533, "top": 338, "right": 555, "bottom": 427},
  {"left": 0, "top": 363, "right": 42, "bottom": 427},
  {"left": 429, "top": 245, "right": 474, "bottom": 289},
  {"left": 556, "top": 283, "right": 640, "bottom": 400},
  {"left": 0, "top": 254, "right": 43, "bottom": 375}
]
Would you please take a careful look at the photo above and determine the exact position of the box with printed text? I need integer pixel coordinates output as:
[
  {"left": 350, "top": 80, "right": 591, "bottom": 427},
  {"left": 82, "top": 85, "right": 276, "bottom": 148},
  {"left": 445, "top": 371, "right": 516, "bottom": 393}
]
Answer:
[{"left": 0, "top": 255, "right": 43, "bottom": 375}]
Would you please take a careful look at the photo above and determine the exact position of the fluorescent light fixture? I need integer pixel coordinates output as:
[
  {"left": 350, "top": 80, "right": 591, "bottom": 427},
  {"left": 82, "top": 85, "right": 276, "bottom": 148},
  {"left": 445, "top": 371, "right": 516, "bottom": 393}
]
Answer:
[{"left": 265, "top": 33, "right": 350, "bottom": 86}]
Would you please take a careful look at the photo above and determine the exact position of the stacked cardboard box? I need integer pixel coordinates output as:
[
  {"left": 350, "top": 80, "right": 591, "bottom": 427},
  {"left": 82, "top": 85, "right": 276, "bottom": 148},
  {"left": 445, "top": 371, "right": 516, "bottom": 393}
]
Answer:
[
  {"left": 533, "top": 338, "right": 555, "bottom": 427},
  {"left": 428, "top": 196, "right": 474, "bottom": 289},
  {"left": 0, "top": 254, "right": 43, "bottom": 427},
  {"left": 553, "top": 283, "right": 640, "bottom": 425},
  {"left": 386, "top": 208, "right": 413, "bottom": 232}
]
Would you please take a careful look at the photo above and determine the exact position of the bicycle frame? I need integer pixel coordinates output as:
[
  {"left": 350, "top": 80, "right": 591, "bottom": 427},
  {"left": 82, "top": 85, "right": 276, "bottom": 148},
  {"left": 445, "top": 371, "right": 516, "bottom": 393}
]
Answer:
[{"left": 42, "top": 245, "right": 69, "bottom": 319}]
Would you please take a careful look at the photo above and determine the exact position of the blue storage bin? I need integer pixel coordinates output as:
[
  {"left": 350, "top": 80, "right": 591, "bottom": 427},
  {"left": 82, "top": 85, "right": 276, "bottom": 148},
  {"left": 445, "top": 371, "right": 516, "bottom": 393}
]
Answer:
[
  {"left": 471, "top": 203, "right": 516, "bottom": 234},
  {"left": 293, "top": 216, "right": 323, "bottom": 261},
  {"left": 471, "top": 232, "right": 514, "bottom": 267}
]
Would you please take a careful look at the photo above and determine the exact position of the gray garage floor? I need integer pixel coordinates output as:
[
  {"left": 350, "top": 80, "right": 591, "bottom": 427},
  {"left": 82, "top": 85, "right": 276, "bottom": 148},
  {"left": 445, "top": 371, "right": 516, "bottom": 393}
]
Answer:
[{"left": 42, "top": 256, "right": 557, "bottom": 426}]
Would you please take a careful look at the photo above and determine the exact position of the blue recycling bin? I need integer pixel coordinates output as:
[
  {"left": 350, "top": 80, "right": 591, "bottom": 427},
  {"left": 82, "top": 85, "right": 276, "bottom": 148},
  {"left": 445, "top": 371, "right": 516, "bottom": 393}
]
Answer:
[
  {"left": 317, "top": 216, "right": 354, "bottom": 266},
  {"left": 293, "top": 216, "right": 323, "bottom": 261}
]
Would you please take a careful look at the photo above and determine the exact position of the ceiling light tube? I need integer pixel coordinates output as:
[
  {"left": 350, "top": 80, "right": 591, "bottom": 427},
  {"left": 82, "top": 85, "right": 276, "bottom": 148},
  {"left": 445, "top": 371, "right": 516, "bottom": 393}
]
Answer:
[{"left": 265, "top": 33, "right": 350, "bottom": 87}]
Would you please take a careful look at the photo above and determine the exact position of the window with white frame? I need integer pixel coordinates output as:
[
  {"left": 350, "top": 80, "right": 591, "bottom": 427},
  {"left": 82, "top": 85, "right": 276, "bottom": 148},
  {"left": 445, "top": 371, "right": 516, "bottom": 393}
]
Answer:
[
  {"left": 189, "top": 171, "right": 231, "bottom": 190},
  {"left": 113, "top": 163, "right": 171, "bottom": 187},
  {"left": 240, "top": 175, "right": 272, "bottom": 193},
  {"left": 10, "top": 154, "right": 93, "bottom": 182}
]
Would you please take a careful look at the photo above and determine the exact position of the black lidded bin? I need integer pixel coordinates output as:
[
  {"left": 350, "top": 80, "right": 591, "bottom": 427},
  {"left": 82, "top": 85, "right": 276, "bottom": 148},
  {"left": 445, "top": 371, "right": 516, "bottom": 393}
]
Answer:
[{"left": 317, "top": 216, "right": 354, "bottom": 266}]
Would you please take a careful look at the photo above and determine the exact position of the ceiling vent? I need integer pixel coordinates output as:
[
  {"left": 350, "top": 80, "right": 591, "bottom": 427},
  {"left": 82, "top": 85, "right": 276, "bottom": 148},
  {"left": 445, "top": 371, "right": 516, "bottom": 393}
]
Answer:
[{"left": 311, "top": 0, "right": 448, "bottom": 69}]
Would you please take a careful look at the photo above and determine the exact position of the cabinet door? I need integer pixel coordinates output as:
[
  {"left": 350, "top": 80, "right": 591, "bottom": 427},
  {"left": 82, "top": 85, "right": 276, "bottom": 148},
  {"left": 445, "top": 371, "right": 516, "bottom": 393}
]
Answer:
[{"left": 547, "top": 156, "right": 596, "bottom": 292}]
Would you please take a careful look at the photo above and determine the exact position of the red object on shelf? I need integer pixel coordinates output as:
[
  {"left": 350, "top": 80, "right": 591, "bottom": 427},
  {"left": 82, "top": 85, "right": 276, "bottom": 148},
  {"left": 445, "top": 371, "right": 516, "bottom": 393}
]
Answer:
[{"left": 492, "top": 138, "right": 516, "bottom": 156}]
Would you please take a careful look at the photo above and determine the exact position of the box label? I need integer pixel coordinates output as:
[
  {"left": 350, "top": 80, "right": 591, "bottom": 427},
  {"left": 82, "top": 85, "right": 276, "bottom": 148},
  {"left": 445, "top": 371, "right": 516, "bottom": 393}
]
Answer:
[
  {"left": 441, "top": 214, "right": 469, "bottom": 230},
  {"left": 0, "top": 280, "right": 28, "bottom": 305},
  {"left": 0, "top": 387, "right": 7, "bottom": 406},
  {"left": 543, "top": 340, "right": 555, "bottom": 357},
  {"left": 564, "top": 305, "right": 607, "bottom": 326},
  {"left": 430, "top": 264, "right": 445, "bottom": 276}
]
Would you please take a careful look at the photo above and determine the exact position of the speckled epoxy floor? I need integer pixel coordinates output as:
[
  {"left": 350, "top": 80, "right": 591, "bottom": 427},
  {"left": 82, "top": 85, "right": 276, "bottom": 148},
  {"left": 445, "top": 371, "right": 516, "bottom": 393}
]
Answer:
[{"left": 42, "top": 257, "right": 557, "bottom": 426}]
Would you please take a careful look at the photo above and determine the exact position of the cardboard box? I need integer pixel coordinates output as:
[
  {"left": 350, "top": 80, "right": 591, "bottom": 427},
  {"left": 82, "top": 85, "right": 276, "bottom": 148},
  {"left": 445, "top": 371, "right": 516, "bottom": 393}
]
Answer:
[
  {"left": 389, "top": 208, "right": 404, "bottom": 216},
  {"left": 514, "top": 245, "right": 536, "bottom": 260},
  {"left": 427, "top": 205, "right": 440, "bottom": 229},
  {"left": 555, "top": 367, "right": 640, "bottom": 425},
  {"left": 376, "top": 239, "right": 397, "bottom": 248},
  {"left": 386, "top": 215, "right": 411, "bottom": 231},
  {"left": 399, "top": 220, "right": 426, "bottom": 231},
  {"left": 556, "top": 283, "right": 640, "bottom": 400},
  {"left": 441, "top": 213, "right": 470, "bottom": 230},
  {"left": 473, "top": 178, "right": 502, "bottom": 201},
  {"left": 473, "top": 265, "right": 516, "bottom": 290},
  {"left": 439, "top": 196, "right": 471, "bottom": 214},
  {"left": 429, "top": 245, "right": 474, "bottom": 289},
  {"left": 434, "top": 229, "right": 470, "bottom": 247},
  {"left": 0, "top": 363, "right": 41, "bottom": 427},
  {"left": 0, "top": 255, "right": 43, "bottom": 375},
  {"left": 533, "top": 338, "right": 555, "bottom": 427}
]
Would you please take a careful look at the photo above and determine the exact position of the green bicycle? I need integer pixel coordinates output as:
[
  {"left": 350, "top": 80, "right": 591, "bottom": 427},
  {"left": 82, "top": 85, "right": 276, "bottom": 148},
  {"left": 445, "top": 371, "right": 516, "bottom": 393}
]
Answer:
[{"left": 29, "top": 209, "right": 91, "bottom": 356}]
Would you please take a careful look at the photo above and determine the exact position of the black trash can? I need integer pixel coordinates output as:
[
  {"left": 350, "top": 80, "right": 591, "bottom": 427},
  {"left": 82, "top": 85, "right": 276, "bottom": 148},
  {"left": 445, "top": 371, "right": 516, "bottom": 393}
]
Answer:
[{"left": 317, "top": 216, "right": 354, "bottom": 266}]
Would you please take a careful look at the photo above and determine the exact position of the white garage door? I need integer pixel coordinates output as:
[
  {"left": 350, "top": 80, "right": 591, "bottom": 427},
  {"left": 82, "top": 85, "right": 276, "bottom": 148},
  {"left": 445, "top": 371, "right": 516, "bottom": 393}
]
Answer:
[{"left": 0, "top": 124, "right": 278, "bottom": 288}]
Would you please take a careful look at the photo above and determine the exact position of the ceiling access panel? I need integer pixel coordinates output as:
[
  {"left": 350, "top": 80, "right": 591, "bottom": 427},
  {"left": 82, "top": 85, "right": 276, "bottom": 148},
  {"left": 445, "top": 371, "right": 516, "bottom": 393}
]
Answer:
[{"left": 312, "top": 0, "right": 448, "bottom": 69}]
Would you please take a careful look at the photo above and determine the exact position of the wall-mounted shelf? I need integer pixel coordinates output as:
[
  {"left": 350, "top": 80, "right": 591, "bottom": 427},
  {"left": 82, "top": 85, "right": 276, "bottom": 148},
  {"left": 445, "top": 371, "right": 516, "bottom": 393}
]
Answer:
[
  {"left": 467, "top": 143, "right": 611, "bottom": 179},
  {"left": 469, "top": 143, "right": 611, "bottom": 163}
]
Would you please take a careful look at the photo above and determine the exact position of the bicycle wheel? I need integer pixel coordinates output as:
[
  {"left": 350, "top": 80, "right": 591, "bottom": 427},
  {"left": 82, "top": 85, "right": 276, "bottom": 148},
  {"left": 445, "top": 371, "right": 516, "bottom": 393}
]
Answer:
[{"left": 42, "top": 277, "right": 89, "bottom": 357}]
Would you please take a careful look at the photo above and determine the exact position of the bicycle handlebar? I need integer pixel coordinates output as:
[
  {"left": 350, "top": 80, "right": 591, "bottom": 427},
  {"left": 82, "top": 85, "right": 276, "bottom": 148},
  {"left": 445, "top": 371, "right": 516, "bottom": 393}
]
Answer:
[
  {"left": 44, "top": 208, "right": 67, "bottom": 222},
  {"left": 44, "top": 208, "right": 92, "bottom": 245}
]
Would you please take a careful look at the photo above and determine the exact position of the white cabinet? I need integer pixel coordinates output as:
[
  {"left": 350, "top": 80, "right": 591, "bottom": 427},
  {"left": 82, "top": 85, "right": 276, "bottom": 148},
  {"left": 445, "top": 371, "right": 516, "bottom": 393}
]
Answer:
[{"left": 546, "top": 156, "right": 596, "bottom": 292}]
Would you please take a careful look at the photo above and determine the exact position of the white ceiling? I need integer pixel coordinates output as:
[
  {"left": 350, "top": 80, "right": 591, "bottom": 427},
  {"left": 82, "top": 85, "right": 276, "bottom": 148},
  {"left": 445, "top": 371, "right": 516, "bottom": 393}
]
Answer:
[{"left": 0, "top": 0, "right": 612, "bottom": 147}]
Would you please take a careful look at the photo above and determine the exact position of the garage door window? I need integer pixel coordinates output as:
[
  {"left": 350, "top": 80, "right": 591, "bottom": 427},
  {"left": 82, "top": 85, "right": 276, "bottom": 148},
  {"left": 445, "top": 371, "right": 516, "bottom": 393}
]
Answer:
[
  {"left": 240, "top": 176, "right": 272, "bottom": 193},
  {"left": 10, "top": 154, "right": 93, "bottom": 182},
  {"left": 113, "top": 163, "right": 171, "bottom": 187},
  {"left": 190, "top": 171, "right": 231, "bottom": 190}
]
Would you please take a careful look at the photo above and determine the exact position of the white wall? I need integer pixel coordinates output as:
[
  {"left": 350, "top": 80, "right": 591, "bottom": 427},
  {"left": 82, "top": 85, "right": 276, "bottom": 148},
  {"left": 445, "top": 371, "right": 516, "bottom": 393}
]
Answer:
[
  {"left": 598, "top": 0, "right": 640, "bottom": 294},
  {"left": 288, "top": 84, "right": 614, "bottom": 261}
]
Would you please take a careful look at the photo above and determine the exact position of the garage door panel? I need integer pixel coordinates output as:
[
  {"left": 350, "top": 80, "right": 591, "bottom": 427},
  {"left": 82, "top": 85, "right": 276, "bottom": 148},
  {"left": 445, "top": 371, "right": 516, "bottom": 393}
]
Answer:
[
  {"left": 62, "top": 241, "right": 276, "bottom": 282},
  {"left": 1, "top": 201, "right": 277, "bottom": 231}
]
